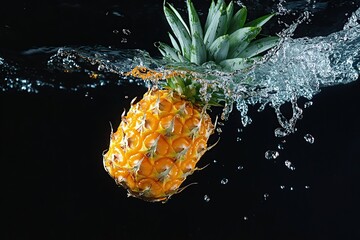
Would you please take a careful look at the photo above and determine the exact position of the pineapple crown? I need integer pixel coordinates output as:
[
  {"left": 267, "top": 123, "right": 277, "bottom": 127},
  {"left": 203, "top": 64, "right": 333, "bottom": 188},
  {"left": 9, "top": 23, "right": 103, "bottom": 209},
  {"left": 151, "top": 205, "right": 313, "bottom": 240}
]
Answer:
[
  {"left": 128, "top": 0, "right": 279, "bottom": 107},
  {"left": 157, "top": 0, "right": 279, "bottom": 71}
]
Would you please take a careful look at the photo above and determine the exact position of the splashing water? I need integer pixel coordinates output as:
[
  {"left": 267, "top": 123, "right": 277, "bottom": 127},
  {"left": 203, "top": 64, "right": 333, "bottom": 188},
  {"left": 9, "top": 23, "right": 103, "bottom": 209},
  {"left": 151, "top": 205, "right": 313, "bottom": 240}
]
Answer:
[{"left": 1, "top": 6, "right": 359, "bottom": 136}]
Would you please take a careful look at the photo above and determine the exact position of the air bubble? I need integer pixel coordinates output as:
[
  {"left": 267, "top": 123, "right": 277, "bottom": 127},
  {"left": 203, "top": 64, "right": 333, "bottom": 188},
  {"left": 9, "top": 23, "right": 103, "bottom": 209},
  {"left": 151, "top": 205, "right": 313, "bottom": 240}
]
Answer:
[
  {"left": 122, "top": 29, "right": 131, "bottom": 35},
  {"left": 285, "top": 160, "right": 296, "bottom": 170},
  {"left": 265, "top": 150, "right": 279, "bottom": 160},
  {"left": 204, "top": 195, "right": 210, "bottom": 202},
  {"left": 304, "top": 101, "right": 313, "bottom": 108},
  {"left": 304, "top": 134, "right": 315, "bottom": 144},
  {"left": 220, "top": 178, "right": 229, "bottom": 185},
  {"left": 277, "top": 143, "right": 285, "bottom": 150},
  {"left": 275, "top": 128, "right": 289, "bottom": 138},
  {"left": 263, "top": 193, "right": 270, "bottom": 200}
]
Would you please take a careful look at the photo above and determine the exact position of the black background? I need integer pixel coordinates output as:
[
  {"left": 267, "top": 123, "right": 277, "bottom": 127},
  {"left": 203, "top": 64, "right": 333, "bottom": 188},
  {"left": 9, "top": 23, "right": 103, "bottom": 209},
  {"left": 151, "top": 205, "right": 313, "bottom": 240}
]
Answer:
[{"left": 1, "top": 1, "right": 360, "bottom": 239}]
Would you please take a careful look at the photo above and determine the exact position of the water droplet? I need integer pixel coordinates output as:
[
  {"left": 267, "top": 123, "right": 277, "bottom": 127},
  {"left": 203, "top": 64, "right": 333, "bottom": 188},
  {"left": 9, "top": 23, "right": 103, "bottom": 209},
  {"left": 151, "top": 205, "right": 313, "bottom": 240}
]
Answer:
[
  {"left": 305, "top": 185, "right": 310, "bottom": 189},
  {"left": 216, "top": 127, "right": 222, "bottom": 133},
  {"left": 236, "top": 137, "right": 242, "bottom": 142},
  {"left": 277, "top": 143, "right": 285, "bottom": 150},
  {"left": 113, "top": 29, "right": 119, "bottom": 34},
  {"left": 304, "top": 101, "right": 313, "bottom": 108},
  {"left": 122, "top": 29, "right": 131, "bottom": 35},
  {"left": 204, "top": 195, "right": 210, "bottom": 202},
  {"left": 220, "top": 178, "right": 229, "bottom": 185},
  {"left": 290, "top": 187, "right": 294, "bottom": 191},
  {"left": 235, "top": 1, "right": 244, "bottom": 7},
  {"left": 264, "top": 193, "right": 270, "bottom": 200},
  {"left": 274, "top": 128, "right": 289, "bottom": 137},
  {"left": 285, "top": 160, "right": 296, "bottom": 170},
  {"left": 237, "top": 128, "right": 243, "bottom": 133},
  {"left": 265, "top": 150, "right": 279, "bottom": 160},
  {"left": 280, "top": 185, "right": 285, "bottom": 189},
  {"left": 213, "top": 159, "right": 217, "bottom": 163},
  {"left": 243, "top": 216, "right": 248, "bottom": 221},
  {"left": 304, "top": 134, "right": 315, "bottom": 144},
  {"left": 237, "top": 165, "right": 244, "bottom": 170},
  {"left": 217, "top": 121, "right": 224, "bottom": 126},
  {"left": 121, "top": 38, "right": 128, "bottom": 43}
]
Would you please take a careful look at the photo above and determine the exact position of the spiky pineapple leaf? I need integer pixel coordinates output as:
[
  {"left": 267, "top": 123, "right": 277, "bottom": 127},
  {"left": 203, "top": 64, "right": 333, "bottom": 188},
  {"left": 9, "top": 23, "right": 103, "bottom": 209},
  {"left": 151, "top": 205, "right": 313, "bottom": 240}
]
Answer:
[
  {"left": 228, "top": 27, "right": 261, "bottom": 58},
  {"left": 225, "top": 1, "right": 234, "bottom": 31},
  {"left": 168, "top": 32, "right": 181, "bottom": 52},
  {"left": 186, "top": 0, "right": 203, "bottom": 38},
  {"left": 157, "top": 42, "right": 181, "bottom": 62},
  {"left": 190, "top": 32, "right": 207, "bottom": 65},
  {"left": 204, "top": 3, "right": 227, "bottom": 48},
  {"left": 228, "top": 7, "right": 247, "bottom": 33},
  {"left": 245, "top": 13, "right": 275, "bottom": 28},
  {"left": 167, "top": 3, "right": 190, "bottom": 34},
  {"left": 238, "top": 36, "right": 280, "bottom": 58},
  {"left": 209, "top": 35, "right": 230, "bottom": 63},
  {"left": 164, "top": 3, "right": 192, "bottom": 60},
  {"left": 205, "top": 0, "right": 216, "bottom": 33}
]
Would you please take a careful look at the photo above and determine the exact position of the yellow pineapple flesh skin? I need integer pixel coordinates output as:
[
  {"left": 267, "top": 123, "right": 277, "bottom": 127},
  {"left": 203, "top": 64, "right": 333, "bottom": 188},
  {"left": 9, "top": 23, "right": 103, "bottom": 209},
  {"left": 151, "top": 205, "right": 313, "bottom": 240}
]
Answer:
[{"left": 103, "top": 89, "right": 214, "bottom": 202}]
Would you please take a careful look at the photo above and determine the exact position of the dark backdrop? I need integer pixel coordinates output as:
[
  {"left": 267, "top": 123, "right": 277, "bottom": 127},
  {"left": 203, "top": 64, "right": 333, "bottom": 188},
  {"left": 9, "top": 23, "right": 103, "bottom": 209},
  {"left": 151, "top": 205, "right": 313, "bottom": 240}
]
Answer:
[{"left": 1, "top": 1, "right": 360, "bottom": 239}]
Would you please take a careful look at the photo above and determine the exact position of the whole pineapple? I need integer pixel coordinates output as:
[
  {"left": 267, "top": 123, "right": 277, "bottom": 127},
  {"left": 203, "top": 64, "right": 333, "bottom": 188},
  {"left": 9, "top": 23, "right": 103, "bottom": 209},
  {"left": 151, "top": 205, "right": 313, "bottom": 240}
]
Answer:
[{"left": 103, "top": 0, "right": 278, "bottom": 202}]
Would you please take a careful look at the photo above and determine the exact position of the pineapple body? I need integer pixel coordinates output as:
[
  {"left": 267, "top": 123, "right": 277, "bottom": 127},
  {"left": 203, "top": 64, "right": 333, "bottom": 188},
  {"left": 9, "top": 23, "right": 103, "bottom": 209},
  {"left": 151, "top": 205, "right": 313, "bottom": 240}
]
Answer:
[{"left": 103, "top": 89, "right": 214, "bottom": 202}]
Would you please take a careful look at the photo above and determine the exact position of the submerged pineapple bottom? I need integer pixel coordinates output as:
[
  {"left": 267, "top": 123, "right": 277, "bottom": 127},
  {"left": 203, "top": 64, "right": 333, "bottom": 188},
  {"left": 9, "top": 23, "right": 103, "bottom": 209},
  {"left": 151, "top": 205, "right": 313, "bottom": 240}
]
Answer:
[{"left": 103, "top": 89, "right": 214, "bottom": 202}]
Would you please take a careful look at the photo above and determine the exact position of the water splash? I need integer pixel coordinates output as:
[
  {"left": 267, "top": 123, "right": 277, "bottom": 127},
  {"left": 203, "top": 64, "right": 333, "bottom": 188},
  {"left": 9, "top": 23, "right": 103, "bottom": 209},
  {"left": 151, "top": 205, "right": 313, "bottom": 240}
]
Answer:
[{"left": 1, "top": 7, "right": 359, "bottom": 137}]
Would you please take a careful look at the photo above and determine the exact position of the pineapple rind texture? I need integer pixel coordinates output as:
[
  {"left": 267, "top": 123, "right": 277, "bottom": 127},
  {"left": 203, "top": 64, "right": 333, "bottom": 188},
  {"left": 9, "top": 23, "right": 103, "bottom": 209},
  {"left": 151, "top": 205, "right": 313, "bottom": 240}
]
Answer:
[{"left": 103, "top": 89, "right": 214, "bottom": 202}]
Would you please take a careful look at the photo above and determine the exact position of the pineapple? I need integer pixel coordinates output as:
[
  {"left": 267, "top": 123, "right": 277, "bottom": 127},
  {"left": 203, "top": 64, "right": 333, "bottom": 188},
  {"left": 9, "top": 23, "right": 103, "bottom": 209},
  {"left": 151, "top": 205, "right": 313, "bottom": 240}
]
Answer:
[{"left": 103, "top": 0, "right": 279, "bottom": 202}]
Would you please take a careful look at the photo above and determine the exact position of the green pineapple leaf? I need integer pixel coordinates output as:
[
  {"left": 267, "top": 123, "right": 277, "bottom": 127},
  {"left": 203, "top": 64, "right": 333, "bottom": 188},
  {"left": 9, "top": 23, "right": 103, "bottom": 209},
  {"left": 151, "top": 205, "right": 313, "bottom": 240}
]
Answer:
[
  {"left": 190, "top": 32, "right": 207, "bottom": 65},
  {"left": 205, "top": 0, "right": 216, "bottom": 32},
  {"left": 228, "top": 27, "right": 261, "bottom": 58},
  {"left": 204, "top": 3, "right": 227, "bottom": 48},
  {"left": 164, "top": 3, "right": 192, "bottom": 60},
  {"left": 245, "top": 13, "right": 275, "bottom": 28},
  {"left": 157, "top": 42, "right": 181, "bottom": 62},
  {"left": 209, "top": 35, "right": 230, "bottom": 63},
  {"left": 225, "top": 1, "right": 234, "bottom": 31},
  {"left": 186, "top": 0, "right": 203, "bottom": 38},
  {"left": 228, "top": 7, "right": 247, "bottom": 33},
  {"left": 168, "top": 32, "right": 181, "bottom": 52},
  {"left": 238, "top": 36, "right": 280, "bottom": 58}
]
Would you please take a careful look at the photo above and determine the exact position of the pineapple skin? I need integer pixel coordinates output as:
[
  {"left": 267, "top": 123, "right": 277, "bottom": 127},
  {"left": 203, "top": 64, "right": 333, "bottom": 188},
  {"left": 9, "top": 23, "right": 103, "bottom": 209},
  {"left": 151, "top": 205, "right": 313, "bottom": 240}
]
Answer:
[{"left": 103, "top": 89, "right": 214, "bottom": 202}]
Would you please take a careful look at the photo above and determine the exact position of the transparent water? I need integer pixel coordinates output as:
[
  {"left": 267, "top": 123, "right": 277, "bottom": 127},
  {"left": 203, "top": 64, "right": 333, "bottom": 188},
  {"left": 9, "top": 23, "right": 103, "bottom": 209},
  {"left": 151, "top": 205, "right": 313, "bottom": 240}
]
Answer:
[{"left": 1, "top": 4, "right": 359, "bottom": 138}]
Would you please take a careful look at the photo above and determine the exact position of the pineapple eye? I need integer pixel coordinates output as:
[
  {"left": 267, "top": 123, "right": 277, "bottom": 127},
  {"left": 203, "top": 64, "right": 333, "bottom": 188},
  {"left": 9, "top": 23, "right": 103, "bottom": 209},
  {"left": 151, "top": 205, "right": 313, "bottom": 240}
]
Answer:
[
  {"left": 159, "top": 99, "right": 172, "bottom": 112},
  {"left": 172, "top": 137, "right": 190, "bottom": 153},
  {"left": 144, "top": 114, "right": 158, "bottom": 130},
  {"left": 139, "top": 67, "right": 148, "bottom": 74},
  {"left": 154, "top": 158, "right": 179, "bottom": 181},
  {"left": 124, "top": 130, "right": 140, "bottom": 150}
]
